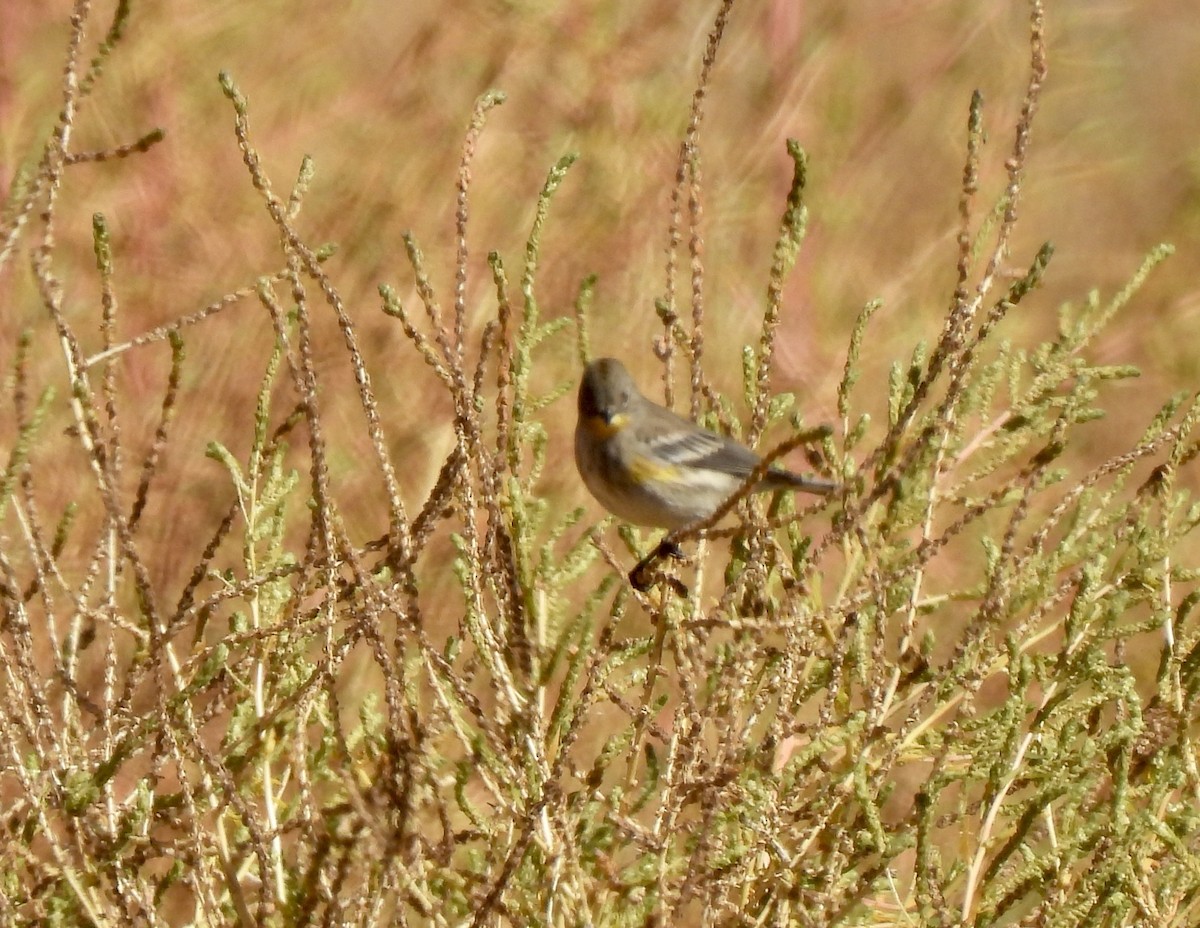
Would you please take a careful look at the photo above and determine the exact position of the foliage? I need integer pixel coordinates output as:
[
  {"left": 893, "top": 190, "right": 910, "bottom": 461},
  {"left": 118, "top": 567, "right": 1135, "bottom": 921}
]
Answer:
[{"left": 1, "top": 1, "right": 1198, "bottom": 925}]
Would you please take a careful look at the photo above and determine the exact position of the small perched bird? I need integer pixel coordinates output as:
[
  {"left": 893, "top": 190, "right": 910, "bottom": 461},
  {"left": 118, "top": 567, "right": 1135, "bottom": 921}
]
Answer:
[{"left": 574, "top": 357, "right": 837, "bottom": 530}]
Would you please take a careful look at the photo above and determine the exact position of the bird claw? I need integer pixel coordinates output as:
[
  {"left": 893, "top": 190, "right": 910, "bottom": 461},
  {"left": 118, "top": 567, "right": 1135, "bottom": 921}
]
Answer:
[
  {"left": 628, "top": 539, "right": 690, "bottom": 594},
  {"left": 629, "top": 565, "right": 688, "bottom": 596}
]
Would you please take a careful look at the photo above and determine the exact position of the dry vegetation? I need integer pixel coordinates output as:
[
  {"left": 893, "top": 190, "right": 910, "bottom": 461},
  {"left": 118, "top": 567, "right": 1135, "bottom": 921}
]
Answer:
[{"left": 3, "top": 0, "right": 1200, "bottom": 925}]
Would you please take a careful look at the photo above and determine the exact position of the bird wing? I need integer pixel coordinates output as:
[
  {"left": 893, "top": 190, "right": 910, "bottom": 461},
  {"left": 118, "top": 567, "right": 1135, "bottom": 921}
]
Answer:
[{"left": 635, "top": 412, "right": 761, "bottom": 478}]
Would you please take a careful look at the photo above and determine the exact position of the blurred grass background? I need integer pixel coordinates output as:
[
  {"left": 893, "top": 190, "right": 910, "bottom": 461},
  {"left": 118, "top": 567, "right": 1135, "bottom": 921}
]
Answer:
[{"left": 2, "top": 0, "right": 1198, "bottom": 595}]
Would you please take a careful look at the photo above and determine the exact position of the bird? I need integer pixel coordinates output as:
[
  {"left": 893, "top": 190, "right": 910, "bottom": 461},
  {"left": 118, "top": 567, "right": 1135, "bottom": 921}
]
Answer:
[{"left": 574, "top": 357, "right": 837, "bottom": 530}]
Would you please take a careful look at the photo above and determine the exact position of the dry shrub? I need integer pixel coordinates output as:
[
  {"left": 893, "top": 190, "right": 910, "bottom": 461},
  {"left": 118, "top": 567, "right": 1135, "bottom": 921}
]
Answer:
[{"left": 2, "top": 1, "right": 1199, "bottom": 925}]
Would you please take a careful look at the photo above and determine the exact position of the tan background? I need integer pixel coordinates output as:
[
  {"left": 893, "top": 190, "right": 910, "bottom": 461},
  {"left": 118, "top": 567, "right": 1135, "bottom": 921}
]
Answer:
[{"left": 2, "top": 0, "right": 1197, "bottom": 592}]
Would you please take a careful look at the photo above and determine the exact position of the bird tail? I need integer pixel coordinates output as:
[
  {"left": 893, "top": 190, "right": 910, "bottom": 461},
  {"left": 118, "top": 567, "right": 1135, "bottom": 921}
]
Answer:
[{"left": 764, "top": 467, "right": 838, "bottom": 495}]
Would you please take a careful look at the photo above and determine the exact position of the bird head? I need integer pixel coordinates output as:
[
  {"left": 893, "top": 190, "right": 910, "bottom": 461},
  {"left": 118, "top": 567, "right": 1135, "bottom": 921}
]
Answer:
[{"left": 578, "top": 357, "right": 638, "bottom": 435}]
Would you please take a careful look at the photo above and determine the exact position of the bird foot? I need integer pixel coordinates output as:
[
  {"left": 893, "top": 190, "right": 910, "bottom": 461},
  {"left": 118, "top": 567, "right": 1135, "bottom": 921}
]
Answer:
[{"left": 628, "top": 539, "right": 690, "bottom": 594}]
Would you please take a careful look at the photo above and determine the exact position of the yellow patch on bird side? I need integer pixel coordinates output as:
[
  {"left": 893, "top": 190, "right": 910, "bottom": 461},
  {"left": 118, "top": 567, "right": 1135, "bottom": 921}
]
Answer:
[
  {"left": 583, "top": 412, "right": 629, "bottom": 438},
  {"left": 628, "top": 453, "right": 681, "bottom": 484}
]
